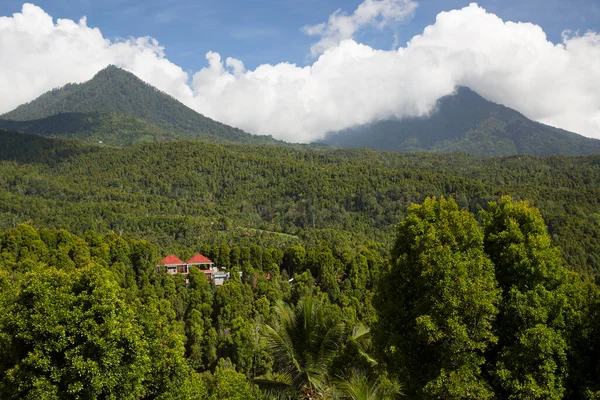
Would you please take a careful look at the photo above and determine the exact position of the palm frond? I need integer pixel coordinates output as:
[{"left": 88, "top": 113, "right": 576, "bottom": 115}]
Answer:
[
  {"left": 335, "top": 369, "right": 404, "bottom": 400},
  {"left": 350, "top": 325, "right": 371, "bottom": 341},
  {"left": 349, "top": 325, "right": 378, "bottom": 366},
  {"left": 255, "top": 372, "right": 294, "bottom": 399},
  {"left": 260, "top": 296, "right": 348, "bottom": 399},
  {"left": 315, "top": 320, "right": 345, "bottom": 366},
  {"left": 262, "top": 322, "right": 300, "bottom": 377}
]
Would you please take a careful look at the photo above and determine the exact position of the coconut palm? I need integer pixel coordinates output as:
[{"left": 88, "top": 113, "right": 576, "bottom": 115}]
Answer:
[
  {"left": 257, "top": 296, "right": 345, "bottom": 399},
  {"left": 335, "top": 369, "right": 403, "bottom": 400}
]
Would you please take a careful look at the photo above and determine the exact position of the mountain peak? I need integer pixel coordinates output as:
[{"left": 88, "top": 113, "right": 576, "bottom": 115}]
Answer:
[
  {"left": 92, "top": 64, "right": 125, "bottom": 78},
  {"left": 0, "top": 65, "right": 278, "bottom": 145},
  {"left": 90, "top": 65, "right": 148, "bottom": 86},
  {"left": 0, "top": 65, "right": 170, "bottom": 123},
  {"left": 322, "top": 87, "right": 600, "bottom": 157},
  {"left": 98, "top": 64, "right": 121, "bottom": 73}
]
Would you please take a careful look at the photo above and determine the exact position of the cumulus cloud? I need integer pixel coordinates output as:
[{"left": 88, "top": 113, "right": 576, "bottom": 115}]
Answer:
[
  {"left": 303, "top": 0, "right": 419, "bottom": 56},
  {"left": 189, "top": 3, "right": 600, "bottom": 141},
  {"left": 0, "top": 3, "right": 194, "bottom": 114},
  {"left": 1, "top": 2, "right": 600, "bottom": 143}
]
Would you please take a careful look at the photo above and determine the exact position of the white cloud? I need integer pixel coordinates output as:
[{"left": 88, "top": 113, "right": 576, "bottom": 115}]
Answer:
[
  {"left": 1, "top": 2, "right": 600, "bottom": 143},
  {"left": 0, "top": 3, "right": 194, "bottom": 115},
  {"left": 303, "top": 0, "right": 419, "bottom": 57},
  {"left": 189, "top": 3, "right": 600, "bottom": 141}
]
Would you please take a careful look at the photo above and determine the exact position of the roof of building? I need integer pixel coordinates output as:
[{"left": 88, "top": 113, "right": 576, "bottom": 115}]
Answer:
[
  {"left": 161, "top": 255, "right": 184, "bottom": 265},
  {"left": 187, "top": 254, "right": 213, "bottom": 264}
]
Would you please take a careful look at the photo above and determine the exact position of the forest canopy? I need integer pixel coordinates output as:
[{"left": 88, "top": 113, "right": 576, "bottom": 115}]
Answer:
[
  {"left": 1, "top": 197, "right": 599, "bottom": 399},
  {"left": 1, "top": 130, "right": 600, "bottom": 398},
  {"left": 1, "top": 130, "right": 599, "bottom": 275}
]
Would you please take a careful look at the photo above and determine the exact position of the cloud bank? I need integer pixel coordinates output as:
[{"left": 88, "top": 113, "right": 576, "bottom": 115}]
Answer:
[{"left": 1, "top": 2, "right": 600, "bottom": 142}]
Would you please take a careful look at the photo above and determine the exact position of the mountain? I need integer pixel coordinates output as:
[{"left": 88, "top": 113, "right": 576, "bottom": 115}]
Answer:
[
  {"left": 321, "top": 87, "right": 600, "bottom": 157},
  {"left": 0, "top": 112, "right": 181, "bottom": 147},
  {"left": 0, "top": 65, "right": 277, "bottom": 146}
]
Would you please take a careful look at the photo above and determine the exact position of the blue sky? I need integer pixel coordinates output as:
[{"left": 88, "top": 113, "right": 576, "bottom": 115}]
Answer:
[{"left": 2, "top": 0, "right": 599, "bottom": 72}]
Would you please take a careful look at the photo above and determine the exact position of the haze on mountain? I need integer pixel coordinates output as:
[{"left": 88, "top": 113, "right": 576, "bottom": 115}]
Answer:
[
  {"left": 321, "top": 87, "right": 600, "bottom": 157},
  {"left": 0, "top": 66, "right": 278, "bottom": 147}
]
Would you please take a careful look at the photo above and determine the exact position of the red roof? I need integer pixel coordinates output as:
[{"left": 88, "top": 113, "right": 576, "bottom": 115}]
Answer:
[
  {"left": 187, "top": 254, "right": 213, "bottom": 264},
  {"left": 161, "top": 255, "right": 184, "bottom": 265}
]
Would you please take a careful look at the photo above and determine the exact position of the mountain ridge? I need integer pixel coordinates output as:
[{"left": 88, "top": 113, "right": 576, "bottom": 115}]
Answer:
[
  {"left": 0, "top": 65, "right": 279, "bottom": 146},
  {"left": 321, "top": 87, "right": 600, "bottom": 157},
  {"left": 3, "top": 68, "right": 600, "bottom": 155}
]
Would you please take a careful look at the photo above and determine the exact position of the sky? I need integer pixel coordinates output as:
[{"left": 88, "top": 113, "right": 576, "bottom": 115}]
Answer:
[{"left": 1, "top": 0, "right": 600, "bottom": 142}]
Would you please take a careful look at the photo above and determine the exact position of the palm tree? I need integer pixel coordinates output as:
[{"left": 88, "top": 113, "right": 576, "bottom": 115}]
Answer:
[
  {"left": 256, "top": 296, "right": 345, "bottom": 399},
  {"left": 334, "top": 327, "right": 403, "bottom": 400},
  {"left": 335, "top": 369, "right": 403, "bottom": 400}
]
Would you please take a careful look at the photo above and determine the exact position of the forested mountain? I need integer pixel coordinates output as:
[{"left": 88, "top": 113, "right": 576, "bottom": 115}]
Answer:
[
  {"left": 0, "top": 112, "right": 181, "bottom": 146},
  {"left": 0, "top": 66, "right": 278, "bottom": 146},
  {"left": 4, "top": 69, "right": 600, "bottom": 156},
  {"left": 322, "top": 87, "right": 600, "bottom": 156},
  {"left": 1, "top": 129, "right": 600, "bottom": 276}
]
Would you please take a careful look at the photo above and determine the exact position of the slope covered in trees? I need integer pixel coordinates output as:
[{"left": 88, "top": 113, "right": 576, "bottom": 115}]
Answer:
[
  {"left": 0, "top": 112, "right": 179, "bottom": 146},
  {"left": 0, "top": 223, "right": 393, "bottom": 399},
  {"left": 0, "top": 66, "right": 278, "bottom": 145},
  {"left": 322, "top": 87, "right": 600, "bottom": 156},
  {"left": 0, "top": 130, "right": 600, "bottom": 276},
  {"left": 2, "top": 129, "right": 600, "bottom": 273}
]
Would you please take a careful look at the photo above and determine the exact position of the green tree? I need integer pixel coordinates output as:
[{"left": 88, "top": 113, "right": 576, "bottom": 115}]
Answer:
[
  {"left": 283, "top": 245, "right": 306, "bottom": 276},
  {"left": 257, "top": 296, "right": 345, "bottom": 399},
  {"left": 482, "top": 197, "right": 581, "bottom": 399},
  {"left": 185, "top": 267, "right": 218, "bottom": 371},
  {"left": 307, "top": 245, "right": 341, "bottom": 301},
  {"left": 208, "top": 362, "right": 262, "bottom": 400},
  {"left": 214, "top": 279, "right": 257, "bottom": 375},
  {"left": 139, "top": 294, "right": 203, "bottom": 400},
  {"left": 377, "top": 197, "right": 499, "bottom": 399},
  {"left": 0, "top": 265, "right": 150, "bottom": 399}
]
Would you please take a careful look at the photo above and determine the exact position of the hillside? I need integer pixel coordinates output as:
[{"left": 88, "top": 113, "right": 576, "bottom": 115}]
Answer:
[
  {"left": 322, "top": 87, "right": 600, "bottom": 156},
  {"left": 0, "top": 112, "right": 184, "bottom": 146},
  {"left": 0, "top": 66, "right": 278, "bottom": 145},
  {"left": 1, "top": 129, "right": 599, "bottom": 275}
]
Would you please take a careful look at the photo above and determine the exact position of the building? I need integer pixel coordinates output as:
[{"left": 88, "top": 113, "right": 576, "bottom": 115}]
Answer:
[
  {"left": 160, "top": 254, "right": 187, "bottom": 275},
  {"left": 157, "top": 253, "right": 230, "bottom": 285},
  {"left": 187, "top": 253, "right": 215, "bottom": 280}
]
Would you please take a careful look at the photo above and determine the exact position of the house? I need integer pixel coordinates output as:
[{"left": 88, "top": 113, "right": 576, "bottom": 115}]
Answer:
[
  {"left": 157, "top": 253, "right": 230, "bottom": 285},
  {"left": 160, "top": 255, "right": 187, "bottom": 275},
  {"left": 187, "top": 254, "right": 215, "bottom": 280}
]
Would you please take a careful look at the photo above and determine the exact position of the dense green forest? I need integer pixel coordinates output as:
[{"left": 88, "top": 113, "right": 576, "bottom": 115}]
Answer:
[
  {"left": 0, "top": 7, "right": 598, "bottom": 398},
  {"left": 1, "top": 197, "right": 599, "bottom": 399},
  {"left": 1, "top": 130, "right": 599, "bottom": 275},
  {"left": 0, "top": 112, "right": 179, "bottom": 147},
  {"left": 1, "top": 129, "right": 600, "bottom": 398}
]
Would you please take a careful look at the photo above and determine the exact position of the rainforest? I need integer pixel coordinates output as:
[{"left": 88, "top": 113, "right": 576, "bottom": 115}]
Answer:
[{"left": 1, "top": 130, "right": 600, "bottom": 399}]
